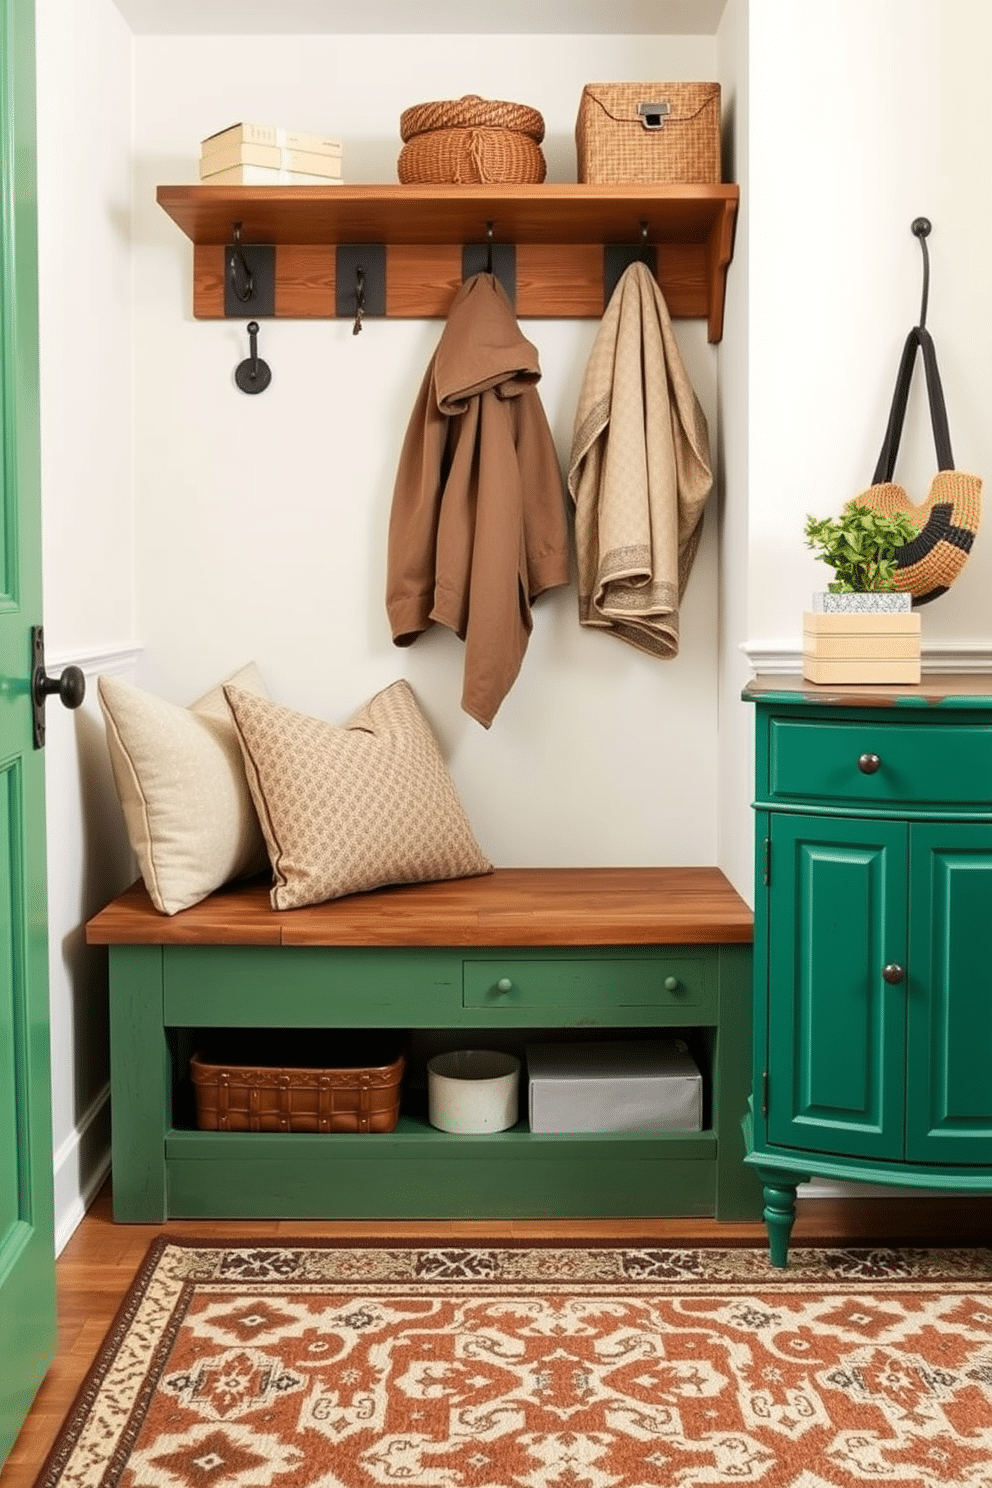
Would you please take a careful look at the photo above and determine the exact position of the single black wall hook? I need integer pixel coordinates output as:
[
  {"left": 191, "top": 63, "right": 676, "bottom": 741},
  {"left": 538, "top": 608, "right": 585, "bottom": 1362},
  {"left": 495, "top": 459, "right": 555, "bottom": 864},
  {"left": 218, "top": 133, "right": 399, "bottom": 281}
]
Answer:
[
  {"left": 229, "top": 221, "right": 255, "bottom": 303},
  {"left": 353, "top": 265, "right": 365, "bottom": 335},
  {"left": 234, "top": 319, "right": 271, "bottom": 394},
  {"left": 912, "top": 216, "right": 932, "bottom": 329},
  {"left": 485, "top": 220, "right": 494, "bottom": 275}
]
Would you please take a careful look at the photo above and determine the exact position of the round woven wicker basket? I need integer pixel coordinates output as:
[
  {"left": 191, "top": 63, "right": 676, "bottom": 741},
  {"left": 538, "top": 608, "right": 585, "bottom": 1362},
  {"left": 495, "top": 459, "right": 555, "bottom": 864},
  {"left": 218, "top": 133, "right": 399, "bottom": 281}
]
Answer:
[
  {"left": 397, "top": 127, "right": 547, "bottom": 185},
  {"left": 400, "top": 94, "right": 545, "bottom": 144}
]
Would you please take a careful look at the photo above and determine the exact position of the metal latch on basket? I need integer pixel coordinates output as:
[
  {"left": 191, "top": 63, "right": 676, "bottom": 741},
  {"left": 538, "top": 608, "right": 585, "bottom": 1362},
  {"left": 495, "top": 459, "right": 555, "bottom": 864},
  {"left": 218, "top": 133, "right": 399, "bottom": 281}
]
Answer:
[{"left": 638, "top": 101, "right": 671, "bottom": 130}]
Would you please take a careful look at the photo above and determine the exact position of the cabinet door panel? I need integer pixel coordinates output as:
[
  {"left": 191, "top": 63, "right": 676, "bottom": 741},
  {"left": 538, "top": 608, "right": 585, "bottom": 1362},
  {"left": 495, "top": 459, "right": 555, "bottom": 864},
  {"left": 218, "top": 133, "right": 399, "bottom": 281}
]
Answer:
[
  {"left": 768, "top": 816, "right": 907, "bottom": 1160},
  {"left": 906, "top": 822, "right": 992, "bottom": 1164}
]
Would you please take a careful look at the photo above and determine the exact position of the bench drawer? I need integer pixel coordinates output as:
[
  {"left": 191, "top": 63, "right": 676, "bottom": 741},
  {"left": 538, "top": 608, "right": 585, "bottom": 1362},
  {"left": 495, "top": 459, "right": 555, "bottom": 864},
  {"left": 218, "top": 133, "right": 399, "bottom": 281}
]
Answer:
[
  {"left": 463, "top": 956, "right": 711, "bottom": 1014},
  {"left": 768, "top": 719, "right": 991, "bottom": 807}
]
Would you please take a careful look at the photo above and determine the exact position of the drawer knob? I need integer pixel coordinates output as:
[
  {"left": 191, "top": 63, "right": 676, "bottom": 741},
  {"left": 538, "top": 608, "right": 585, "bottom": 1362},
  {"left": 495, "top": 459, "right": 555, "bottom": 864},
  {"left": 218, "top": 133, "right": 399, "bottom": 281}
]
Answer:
[
  {"left": 883, "top": 963, "right": 905, "bottom": 985},
  {"left": 664, "top": 976, "right": 680, "bottom": 992},
  {"left": 495, "top": 977, "right": 514, "bottom": 993},
  {"left": 858, "top": 752, "right": 881, "bottom": 774}
]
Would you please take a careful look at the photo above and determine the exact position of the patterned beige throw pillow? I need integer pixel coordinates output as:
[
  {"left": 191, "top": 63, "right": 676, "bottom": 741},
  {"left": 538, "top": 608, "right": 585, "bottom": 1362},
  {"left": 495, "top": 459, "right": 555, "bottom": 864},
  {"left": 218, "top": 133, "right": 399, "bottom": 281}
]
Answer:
[
  {"left": 223, "top": 679, "right": 493, "bottom": 910},
  {"left": 98, "top": 663, "right": 270, "bottom": 915}
]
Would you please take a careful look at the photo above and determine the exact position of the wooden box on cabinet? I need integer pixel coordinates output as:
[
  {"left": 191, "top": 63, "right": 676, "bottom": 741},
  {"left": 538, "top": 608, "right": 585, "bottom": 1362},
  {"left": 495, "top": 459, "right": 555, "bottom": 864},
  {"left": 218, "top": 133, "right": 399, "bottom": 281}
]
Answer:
[
  {"left": 742, "top": 675, "right": 992, "bottom": 1267},
  {"left": 801, "top": 610, "right": 921, "bottom": 685}
]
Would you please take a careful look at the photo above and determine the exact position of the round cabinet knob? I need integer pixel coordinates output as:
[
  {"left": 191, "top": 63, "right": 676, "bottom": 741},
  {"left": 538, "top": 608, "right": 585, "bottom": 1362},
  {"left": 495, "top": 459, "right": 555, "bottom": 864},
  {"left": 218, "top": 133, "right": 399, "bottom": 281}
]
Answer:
[
  {"left": 495, "top": 977, "right": 513, "bottom": 993},
  {"left": 883, "top": 963, "right": 905, "bottom": 985},
  {"left": 858, "top": 753, "right": 881, "bottom": 775},
  {"left": 664, "top": 976, "right": 680, "bottom": 992}
]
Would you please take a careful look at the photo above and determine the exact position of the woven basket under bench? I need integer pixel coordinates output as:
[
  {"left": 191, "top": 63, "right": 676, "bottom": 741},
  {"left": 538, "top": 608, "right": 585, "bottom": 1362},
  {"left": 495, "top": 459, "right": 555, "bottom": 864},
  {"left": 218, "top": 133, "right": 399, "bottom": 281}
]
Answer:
[{"left": 191, "top": 1033, "right": 405, "bottom": 1133}]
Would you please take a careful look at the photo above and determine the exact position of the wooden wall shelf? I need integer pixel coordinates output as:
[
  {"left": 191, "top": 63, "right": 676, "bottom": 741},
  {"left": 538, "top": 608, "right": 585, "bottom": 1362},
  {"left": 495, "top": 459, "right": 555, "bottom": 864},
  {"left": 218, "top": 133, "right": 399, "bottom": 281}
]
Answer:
[{"left": 157, "top": 182, "right": 739, "bottom": 340}]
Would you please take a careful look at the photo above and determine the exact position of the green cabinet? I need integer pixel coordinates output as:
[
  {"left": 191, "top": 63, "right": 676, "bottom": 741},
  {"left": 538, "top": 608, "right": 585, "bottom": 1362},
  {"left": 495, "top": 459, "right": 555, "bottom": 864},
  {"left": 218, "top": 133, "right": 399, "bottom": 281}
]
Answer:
[{"left": 743, "top": 676, "right": 992, "bottom": 1266}]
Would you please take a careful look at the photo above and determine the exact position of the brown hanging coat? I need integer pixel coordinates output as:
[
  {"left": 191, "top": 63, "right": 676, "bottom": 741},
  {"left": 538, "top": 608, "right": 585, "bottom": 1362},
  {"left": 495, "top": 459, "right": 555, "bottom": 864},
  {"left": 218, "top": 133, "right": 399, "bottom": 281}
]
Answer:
[{"left": 386, "top": 273, "right": 569, "bottom": 728}]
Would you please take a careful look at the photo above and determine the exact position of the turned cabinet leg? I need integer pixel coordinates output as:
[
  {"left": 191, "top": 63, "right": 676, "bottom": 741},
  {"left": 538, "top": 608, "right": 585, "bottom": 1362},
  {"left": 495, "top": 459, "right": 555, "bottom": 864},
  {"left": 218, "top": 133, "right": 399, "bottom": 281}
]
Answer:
[{"left": 754, "top": 1167, "right": 810, "bottom": 1268}]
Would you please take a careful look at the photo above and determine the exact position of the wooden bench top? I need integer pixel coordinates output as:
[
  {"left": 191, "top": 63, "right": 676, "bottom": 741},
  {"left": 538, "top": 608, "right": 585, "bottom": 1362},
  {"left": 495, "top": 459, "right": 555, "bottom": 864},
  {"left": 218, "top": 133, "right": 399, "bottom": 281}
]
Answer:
[{"left": 85, "top": 867, "right": 753, "bottom": 949}]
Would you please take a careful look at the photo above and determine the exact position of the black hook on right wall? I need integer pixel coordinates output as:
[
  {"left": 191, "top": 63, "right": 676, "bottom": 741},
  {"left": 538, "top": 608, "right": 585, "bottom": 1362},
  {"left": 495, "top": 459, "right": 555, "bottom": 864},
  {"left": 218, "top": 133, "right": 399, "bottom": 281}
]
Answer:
[{"left": 912, "top": 216, "right": 931, "bottom": 329}]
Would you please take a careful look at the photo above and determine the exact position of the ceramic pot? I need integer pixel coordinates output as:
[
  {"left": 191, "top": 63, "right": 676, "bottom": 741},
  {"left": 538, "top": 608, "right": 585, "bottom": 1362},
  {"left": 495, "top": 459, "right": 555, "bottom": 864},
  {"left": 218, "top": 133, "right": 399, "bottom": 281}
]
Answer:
[{"left": 427, "top": 1049, "right": 521, "bottom": 1133}]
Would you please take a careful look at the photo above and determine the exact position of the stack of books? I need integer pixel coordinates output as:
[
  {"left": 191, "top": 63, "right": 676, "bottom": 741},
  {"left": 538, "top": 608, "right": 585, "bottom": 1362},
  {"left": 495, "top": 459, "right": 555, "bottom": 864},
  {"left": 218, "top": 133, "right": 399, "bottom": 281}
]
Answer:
[{"left": 199, "top": 123, "right": 343, "bottom": 185}]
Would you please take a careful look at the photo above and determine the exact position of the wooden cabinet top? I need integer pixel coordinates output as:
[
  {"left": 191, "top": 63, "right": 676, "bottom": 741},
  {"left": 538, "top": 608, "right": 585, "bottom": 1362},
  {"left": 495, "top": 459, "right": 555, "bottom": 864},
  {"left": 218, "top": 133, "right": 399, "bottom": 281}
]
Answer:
[{"left": 743, "top": 673, "right": 992, "bottom": 709}]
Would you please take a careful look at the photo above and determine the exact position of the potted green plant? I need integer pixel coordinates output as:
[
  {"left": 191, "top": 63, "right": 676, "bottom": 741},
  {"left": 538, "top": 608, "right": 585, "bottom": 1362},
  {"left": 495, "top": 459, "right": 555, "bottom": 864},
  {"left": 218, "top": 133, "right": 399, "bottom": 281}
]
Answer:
[
  {"left": 804, "top": 503, "right": 916, "bottom": 609},
  {"left": 801, "top": 501, "right": 921, "bottom": 684}
]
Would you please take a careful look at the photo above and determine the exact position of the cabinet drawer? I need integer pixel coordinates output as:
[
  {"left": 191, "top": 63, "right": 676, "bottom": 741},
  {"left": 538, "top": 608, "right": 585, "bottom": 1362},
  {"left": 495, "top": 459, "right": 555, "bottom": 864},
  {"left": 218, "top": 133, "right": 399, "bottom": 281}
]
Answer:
[
  {"left": 768, "top": 719, "right": 991, "bottom": 807},
  {"left": 463, "top": 956, "right": 711, "bottom": 1014}
]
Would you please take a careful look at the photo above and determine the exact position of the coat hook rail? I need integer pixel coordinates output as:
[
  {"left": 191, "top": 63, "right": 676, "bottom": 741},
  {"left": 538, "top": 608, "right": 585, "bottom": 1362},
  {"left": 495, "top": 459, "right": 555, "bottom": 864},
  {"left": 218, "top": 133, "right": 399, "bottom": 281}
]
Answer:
[{"left": 912, "top": 216, "right": 932, "bottom": 330}]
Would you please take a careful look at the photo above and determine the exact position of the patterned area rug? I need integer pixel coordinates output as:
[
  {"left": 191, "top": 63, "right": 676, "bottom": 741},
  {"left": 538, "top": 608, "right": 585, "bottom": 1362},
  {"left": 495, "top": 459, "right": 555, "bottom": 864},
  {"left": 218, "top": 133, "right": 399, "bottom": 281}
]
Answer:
[{"left": 37, "top": 1240, "right": 992, "bottom": 1488}]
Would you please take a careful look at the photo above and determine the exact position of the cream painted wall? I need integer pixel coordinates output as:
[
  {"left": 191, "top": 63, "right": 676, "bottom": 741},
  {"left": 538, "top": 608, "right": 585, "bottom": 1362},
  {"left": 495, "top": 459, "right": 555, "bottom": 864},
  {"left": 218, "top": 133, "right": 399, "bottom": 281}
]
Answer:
[
  {"left": 131, "top": 32, "right": 725, "bottom": 873},
  {"left": 715, "top": 0, "right": 753, "bottom": 901},
  {"left": 744, "top": 0, "right": 991, "bottom": 666},
  {"left": 35, "top": 0, "right": 137, "bottom": 1250}
]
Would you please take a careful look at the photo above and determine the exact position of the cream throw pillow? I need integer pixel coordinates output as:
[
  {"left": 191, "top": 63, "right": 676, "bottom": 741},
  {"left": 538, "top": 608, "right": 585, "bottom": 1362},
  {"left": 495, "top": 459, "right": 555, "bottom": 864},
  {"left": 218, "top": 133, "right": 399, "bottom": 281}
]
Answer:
[
  {"left": 98, "top": 663, "right": 269, "bottom": 915},
  {"left": 223, "top": 678, "right": 492, "bottom": 910}
]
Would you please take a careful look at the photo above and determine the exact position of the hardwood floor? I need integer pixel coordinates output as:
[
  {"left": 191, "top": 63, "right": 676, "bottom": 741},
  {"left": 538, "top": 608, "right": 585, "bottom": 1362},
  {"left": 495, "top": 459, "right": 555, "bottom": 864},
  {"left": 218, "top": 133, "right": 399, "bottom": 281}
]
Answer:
[{"left": 3, "top": 1180, "right": 988, "bottom": 1488}]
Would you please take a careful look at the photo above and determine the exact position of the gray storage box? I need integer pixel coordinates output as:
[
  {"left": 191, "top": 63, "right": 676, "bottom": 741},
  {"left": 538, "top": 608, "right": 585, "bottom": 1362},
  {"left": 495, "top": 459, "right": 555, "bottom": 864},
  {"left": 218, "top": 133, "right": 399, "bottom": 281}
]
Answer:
[{"left": 525, "top": 1039, "right": 702, "bottom": 1134}]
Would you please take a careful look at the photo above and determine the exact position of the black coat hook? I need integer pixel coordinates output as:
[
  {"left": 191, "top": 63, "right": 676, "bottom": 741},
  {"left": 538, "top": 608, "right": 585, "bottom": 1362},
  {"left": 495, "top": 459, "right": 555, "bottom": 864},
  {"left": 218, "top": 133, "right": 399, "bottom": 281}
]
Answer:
[
  {"left": 353, "top": 265, "right": 365, "bottom": 335},
  {"left": 234, "top": 320, "right": 271, "bottom": 394},
  {"left": 229, "top": 222, "right": 255, "bottom": 303},
  {"left": 485, "top": 220, "right": 494, "bottom": 275},
  {"left": 912, "top": 216, "right": 931, "bottom": 329}
]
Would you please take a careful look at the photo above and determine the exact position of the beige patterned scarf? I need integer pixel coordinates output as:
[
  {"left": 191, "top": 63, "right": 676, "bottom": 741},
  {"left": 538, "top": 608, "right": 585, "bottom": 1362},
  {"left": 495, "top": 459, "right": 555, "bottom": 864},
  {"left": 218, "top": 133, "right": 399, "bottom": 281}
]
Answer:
[{"left": 567, "top": 261, "right": 713, "bottom": 657}]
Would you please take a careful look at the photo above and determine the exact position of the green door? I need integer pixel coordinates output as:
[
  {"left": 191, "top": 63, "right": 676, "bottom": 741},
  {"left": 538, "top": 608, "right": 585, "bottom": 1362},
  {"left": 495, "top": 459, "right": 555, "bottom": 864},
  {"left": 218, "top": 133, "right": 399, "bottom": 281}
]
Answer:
[
  {"left": 0, "top": 0, "right": 57, "bottom": 1466},
  {"left": 767, "top": 814, "right": 907, "bottom": 1161},
  {"left": 906, "top": 821, "right": 992, "bottom": 1165}
]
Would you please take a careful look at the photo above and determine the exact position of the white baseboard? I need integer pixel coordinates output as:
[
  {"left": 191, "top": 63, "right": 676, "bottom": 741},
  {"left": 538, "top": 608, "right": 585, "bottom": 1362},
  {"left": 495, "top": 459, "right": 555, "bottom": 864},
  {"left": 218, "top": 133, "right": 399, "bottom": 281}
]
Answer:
[{"left": 53, "top": 1083, "right": 112, "bottom": 1256}]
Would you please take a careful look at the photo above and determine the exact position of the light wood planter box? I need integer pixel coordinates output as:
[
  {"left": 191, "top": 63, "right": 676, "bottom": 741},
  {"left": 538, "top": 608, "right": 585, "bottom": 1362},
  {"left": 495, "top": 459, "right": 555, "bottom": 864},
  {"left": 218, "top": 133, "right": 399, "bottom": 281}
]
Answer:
[{"left": 802, "top": 610, "right": 921, "bottom": 684}]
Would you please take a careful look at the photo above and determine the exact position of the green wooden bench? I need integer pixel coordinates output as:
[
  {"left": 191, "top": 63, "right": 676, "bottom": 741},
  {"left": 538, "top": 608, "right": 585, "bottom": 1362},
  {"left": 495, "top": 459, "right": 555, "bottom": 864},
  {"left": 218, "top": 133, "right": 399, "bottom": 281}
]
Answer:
[{"left": 86, "top": 866, "right": 759, "bottom": 1223}]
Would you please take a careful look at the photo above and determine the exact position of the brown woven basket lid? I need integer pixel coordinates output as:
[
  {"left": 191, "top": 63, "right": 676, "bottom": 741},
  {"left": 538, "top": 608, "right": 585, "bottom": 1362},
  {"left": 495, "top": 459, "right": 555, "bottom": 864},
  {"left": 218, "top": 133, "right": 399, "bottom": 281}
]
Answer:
[
  {"left": 400, "top": 94, "right": 545, "bottom": 143},
  {"left": 398, "top": 128, "right": 546, "bottom": 185}
]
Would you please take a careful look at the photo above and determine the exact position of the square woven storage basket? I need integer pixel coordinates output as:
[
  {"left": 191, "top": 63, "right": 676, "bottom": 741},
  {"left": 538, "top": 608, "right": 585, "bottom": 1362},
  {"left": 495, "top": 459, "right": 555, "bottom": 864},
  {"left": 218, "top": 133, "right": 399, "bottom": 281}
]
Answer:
[
  {"left": 575, "top": 82, "right": 721, "bottom": 184},
  {"left": 190, "top": 1033, "right": 405, "bottom": 1133}
]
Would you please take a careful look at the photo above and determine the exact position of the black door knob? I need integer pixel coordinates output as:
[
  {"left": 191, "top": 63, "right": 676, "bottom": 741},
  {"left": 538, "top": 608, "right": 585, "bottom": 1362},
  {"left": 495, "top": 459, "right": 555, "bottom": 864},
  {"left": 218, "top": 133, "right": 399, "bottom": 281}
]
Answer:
[
  {"left": 858, "top": 753, "right": 881, "bottom": 774},
  {"left": 31, "top": 625, "right": 85, "bottom": 748},
  {"left": 34, "top": 663, "right": 85, "bottom": 711},
  {"left": 883, "top": 963, "right": 905, "bottom": 984}
]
